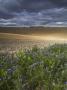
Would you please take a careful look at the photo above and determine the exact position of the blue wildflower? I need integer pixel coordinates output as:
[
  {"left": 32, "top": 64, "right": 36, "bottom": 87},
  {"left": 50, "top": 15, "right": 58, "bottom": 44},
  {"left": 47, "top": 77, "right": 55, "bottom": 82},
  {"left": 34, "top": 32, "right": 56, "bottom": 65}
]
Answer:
[{"left": 64, "top": 82, "right": 67, "bottom": 84}]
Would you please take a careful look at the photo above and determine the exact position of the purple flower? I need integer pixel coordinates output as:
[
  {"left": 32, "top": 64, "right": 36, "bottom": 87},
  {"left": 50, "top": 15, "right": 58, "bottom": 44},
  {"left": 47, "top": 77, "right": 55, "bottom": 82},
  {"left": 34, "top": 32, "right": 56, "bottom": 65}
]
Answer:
[
  {"left": 0, "top": 65, "right": 2, "bottom": 68},
  {"left": 0, "top": 78, "right": 2, "bottom": 81},
  {"left": 64, "top": 82, "right": 67, "bottom": 84},
  {"left": 7, "top": 68, "right": 13, "bottom": 74},
  {"left": 0, "top": 77, "right": 3, "bottom": 81}
]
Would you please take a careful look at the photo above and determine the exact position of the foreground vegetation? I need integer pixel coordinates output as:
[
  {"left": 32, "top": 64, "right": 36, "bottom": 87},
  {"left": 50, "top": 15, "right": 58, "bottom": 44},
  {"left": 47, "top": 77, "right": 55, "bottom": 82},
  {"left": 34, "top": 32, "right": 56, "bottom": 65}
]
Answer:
[{"left": 0, "top": 44, "right": 67, "bottom": 90}]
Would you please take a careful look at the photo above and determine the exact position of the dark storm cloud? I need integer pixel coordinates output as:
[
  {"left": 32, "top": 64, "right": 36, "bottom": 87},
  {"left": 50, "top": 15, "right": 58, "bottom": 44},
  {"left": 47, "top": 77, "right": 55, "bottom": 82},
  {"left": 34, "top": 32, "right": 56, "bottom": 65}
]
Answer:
[
  {"left": 50, "top": 0, "right": 67, "bottom": 7},
  {"left": 0, "top": 0, "right": 53, "bottom": 19},
  {"left": 0, "top": 0, "right": 67, "bottom": 18},
  {"left": 0, "top": 0, "right": 54, "bottom": 15},
  {"left": 0, "top": 8, "right": 67, "bottom": 27},
  {"left": 0, "top": 0, "right": 67, "bottom": 26},
  {"left": 0, "top": 0, "right": 67, "bottom": 13}
]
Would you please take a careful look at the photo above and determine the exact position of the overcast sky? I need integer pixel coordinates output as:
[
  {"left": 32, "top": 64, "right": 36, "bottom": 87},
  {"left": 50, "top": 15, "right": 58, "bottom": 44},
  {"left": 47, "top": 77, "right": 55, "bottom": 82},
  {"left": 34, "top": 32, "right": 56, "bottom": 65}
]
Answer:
[{"left": 0, "top": 0, "right": 67, "bottom": 27}]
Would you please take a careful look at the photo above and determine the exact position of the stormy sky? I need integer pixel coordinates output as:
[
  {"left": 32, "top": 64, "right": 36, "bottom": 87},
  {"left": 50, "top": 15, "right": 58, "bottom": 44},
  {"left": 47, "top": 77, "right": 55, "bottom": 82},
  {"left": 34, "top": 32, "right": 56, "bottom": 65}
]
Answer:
[{"left": 0, "top": 0, "right": 67, "bottom": 27}]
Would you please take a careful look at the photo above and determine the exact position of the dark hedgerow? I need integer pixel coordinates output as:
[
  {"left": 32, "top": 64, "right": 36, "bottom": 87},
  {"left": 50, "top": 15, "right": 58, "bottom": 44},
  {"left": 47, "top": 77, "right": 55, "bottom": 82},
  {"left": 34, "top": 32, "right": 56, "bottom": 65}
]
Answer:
[{"left": 0, "top": 44, "right": 67, "bottom": 90}]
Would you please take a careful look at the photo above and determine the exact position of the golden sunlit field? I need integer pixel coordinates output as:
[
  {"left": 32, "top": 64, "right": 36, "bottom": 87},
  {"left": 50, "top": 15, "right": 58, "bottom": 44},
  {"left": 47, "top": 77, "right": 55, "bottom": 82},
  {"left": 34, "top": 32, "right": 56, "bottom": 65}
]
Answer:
[
  {"left": 0, "top": 27, "right": 67, "bottom": 53},
  {"left": 0, "top": 27, "right": 67, "bottom": 52}
]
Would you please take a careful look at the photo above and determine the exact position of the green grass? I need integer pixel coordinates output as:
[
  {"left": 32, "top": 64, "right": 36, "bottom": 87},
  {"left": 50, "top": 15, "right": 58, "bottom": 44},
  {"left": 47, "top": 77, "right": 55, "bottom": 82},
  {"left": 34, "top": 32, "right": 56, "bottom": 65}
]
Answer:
[{"left": 0, "top": 44, "right": 67, "bottom": 90}]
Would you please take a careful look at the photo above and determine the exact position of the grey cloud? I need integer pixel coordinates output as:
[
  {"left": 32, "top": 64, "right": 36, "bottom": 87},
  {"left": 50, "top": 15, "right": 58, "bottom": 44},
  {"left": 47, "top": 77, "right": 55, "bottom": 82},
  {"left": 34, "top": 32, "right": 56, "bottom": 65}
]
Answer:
[
  {"left": 0, "top": 0, "right": 67, "bottom": 26},
  {"left": 0, "top": 8, "right": 67, "bottom": 26},
  {"left": 0, "top": 0, "right": 56, "bottom": 19},
  {"left": 0, "top": 0, "right": 52, "bottom": 19},
  {"left": 0, "top": 0, "right": 67, "bottom": 12},
  {"left": 0, "top": 0, "right": 67, "bottom": 19},
  {"left": 50, "top": 0, "right": 67, "bottom": 7},
  {"left": 0, "top": 0, "right": 53, "bottom": 11}
]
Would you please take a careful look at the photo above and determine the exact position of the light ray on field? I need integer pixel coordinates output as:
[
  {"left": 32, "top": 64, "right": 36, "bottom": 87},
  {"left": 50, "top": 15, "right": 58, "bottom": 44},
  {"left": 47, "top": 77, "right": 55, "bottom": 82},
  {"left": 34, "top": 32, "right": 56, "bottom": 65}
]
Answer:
[{"left": 0, "top": 33, "right": 67, "bottom": 41}]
